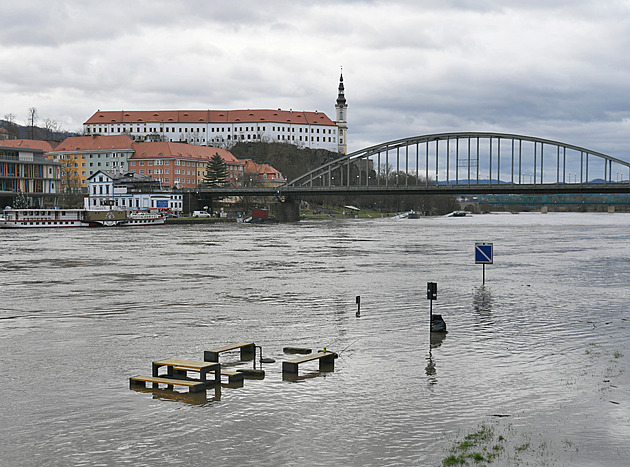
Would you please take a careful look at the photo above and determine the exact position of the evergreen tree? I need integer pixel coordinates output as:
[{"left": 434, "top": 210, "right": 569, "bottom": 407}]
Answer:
[
  {"left": 14, "top": 190, "right": 29, "bottom": 209},
  {"left": 203, "top": 153, "right": 228, "bottom": 187}
]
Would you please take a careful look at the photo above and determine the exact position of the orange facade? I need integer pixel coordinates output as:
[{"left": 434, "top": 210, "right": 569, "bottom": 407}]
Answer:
[{"left": 130, "top": 142, "right": 246, "bottom": 188}]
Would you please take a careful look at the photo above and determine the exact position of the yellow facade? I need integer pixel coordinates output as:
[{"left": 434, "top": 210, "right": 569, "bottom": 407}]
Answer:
[{"left": 49, "top": 153, "right": 87, "bottom": 191}]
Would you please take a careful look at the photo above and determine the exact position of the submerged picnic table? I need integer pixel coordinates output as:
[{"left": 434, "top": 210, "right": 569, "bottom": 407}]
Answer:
[
  {"left": 153, "top": 358, "right": 221, "bottom": 384},
  {"left": 282, "top": 351, "right": 335, "bottom": 374},
  {"left": 204, "top": 342, "right": 256, "bottom": 362}
]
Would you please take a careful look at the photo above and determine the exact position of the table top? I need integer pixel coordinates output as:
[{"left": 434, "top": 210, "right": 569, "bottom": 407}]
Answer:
[{"left": 153, "top": 358, "right": 220, "bottom": 370}]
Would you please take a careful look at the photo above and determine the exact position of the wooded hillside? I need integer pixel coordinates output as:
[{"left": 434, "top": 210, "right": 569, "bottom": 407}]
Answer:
[{"left": 229, "top": 141, "right": 339, "bottom": 183}]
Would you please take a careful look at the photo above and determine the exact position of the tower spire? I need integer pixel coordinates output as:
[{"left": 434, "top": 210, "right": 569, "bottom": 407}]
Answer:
[
  {"left": 335, "top": 68, "right": 348, "bottom": 154},
  {"left": 336, "top": 69, "right": 346, "bottom": 106}
]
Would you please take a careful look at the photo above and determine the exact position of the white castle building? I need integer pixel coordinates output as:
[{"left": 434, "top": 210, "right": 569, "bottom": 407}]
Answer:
[{"left": 83, "top": 75, "right": 349, "bottom": 154}]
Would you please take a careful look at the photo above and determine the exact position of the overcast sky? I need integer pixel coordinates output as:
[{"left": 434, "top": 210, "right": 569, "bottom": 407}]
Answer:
[{"left": 2, "top": 0, "right": 630, "bottom": 161}]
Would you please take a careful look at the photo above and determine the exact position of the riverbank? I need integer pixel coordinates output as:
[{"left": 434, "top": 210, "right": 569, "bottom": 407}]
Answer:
[{"left": 165, "top": 216, "right": 236, "bottom": 225}]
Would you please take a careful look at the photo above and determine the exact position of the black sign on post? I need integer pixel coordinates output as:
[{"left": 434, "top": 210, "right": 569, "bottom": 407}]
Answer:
[{"left": 427, "top": 282, "right": 437, "bottom": 332}]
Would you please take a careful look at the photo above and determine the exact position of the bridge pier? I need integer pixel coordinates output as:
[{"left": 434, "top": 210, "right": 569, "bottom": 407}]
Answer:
[{"left": 274, "top": 198, "right": 300, "bottom": 222}]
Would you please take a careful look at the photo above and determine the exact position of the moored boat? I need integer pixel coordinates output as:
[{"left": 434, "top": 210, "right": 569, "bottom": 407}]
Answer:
[
  {"left": 122, "top": 211, "right": 166, "bottom": 226},
  {"left": 0, "top": 208, "right": 164, "bottom": 228},
  {"left": 1, "top": 208, "right": 96, "bottom": 228}
]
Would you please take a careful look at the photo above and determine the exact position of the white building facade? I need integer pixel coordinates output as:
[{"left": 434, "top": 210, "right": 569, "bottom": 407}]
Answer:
[
  {"left": 87, "top": 170, "right": 183, "bottom": 213},
  {"left": 83, "top": 76, "right": 349, "bottom": 154},
  {"left": 84, "top": 109, "right": 341, "bottom": 152}
]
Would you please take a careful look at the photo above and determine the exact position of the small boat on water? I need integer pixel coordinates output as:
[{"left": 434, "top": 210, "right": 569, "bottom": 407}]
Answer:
[
  {"left": 123, "top": 211, "right": 166, "bottom": 226},
  {"left": 0, "top": 208, "right": 165, "bottom": 228}
]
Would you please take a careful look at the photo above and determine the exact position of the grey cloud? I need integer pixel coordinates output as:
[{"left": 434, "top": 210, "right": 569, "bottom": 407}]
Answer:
[{"left": 2, "top": 0, "right": 630, "bottom": 163}]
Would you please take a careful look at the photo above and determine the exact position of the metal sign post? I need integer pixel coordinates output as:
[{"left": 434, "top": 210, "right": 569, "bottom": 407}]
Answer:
[
  {"left": 475, "top": 242, "right": 493, "bottom": 285},
  {"left": 427, "top": 282, "right": 437, "bottom": 331}
]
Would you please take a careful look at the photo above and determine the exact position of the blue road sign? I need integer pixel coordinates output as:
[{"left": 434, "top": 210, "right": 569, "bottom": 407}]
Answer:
[{"left": 475, "top": 242, "right": 493, "bottom": 264}]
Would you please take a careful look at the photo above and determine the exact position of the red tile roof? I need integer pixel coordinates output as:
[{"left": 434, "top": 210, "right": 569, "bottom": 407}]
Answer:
[
  {"left": 53, "top": 135, "right": 135, "bottom": 152},
  {"left": 0, "top": 139, "right": 55, "bottom": 152},
  {"left": 243, "top": 159, "right": 285, "bottom": 180},
  {"left": 131, "top": 142, "right": 244, "bottom": 165},
  {"left": 84, "top": 109, "right": 335, "bottom": 126}
]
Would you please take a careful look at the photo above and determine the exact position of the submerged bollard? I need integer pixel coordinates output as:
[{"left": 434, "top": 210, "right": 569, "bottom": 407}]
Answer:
[
  {"left": 255, "top": 345, "right": 276, "bottom": 365},
  {"left": 356, "top": 295, "right": 361, "bottom": 317}
]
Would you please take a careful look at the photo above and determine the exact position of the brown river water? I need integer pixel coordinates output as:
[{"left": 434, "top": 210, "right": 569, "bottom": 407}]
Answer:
[{"left": 1, "top": 212, "right": 629, "bottom": 466}]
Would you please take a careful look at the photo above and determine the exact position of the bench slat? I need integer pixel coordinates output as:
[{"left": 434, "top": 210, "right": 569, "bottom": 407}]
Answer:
[{"left": 130, "top": 375, "right": 206, "bottom": 393}]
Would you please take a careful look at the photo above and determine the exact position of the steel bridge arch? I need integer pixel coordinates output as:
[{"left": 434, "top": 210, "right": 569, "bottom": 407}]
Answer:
[{"left": 287, "top": 132, "right": 630, "bottom": 189}]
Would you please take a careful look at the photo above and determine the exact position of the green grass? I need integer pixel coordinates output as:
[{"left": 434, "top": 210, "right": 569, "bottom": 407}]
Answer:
[
  {"left": 443, "top": 455, "right": 467, "bottom": 466},
  {"left": 443, "top": 425, "right": 505, "bottom": 466}
]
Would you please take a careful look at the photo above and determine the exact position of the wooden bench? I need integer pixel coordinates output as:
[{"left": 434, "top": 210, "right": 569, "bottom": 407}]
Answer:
[
  {"left": 129, "top": 375, "right": 206, "bottom": 393},
  {"left": 282, "top": 351, "right": 335, "bottom": 374},
  {"left": 204, "top": 342, "right": 256, "bottom": 362},
  {"left": 173, "top": 366, "right": 244, "bottom": 384}
]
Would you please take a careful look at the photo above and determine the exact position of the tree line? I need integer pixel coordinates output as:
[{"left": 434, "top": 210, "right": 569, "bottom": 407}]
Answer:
[{"left": 1, "top": 108, "right": 75, "bottom": 141}]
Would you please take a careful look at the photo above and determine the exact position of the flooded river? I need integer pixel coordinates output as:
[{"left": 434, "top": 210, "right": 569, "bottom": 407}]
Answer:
[{"left": 1, "top": 212, "right": 629, "bottom": 466}]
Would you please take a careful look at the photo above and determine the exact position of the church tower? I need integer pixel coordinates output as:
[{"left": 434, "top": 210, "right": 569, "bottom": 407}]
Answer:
[{"left": 335, "top": 71, "right": 348, "bottom": 154}]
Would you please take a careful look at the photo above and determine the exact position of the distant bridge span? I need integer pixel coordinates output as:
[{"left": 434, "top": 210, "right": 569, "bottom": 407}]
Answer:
[{"left": 204, "top": 132, "right": 630, "bottom": 197}]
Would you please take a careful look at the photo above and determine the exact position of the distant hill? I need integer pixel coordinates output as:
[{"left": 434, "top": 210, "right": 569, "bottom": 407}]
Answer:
[{"left": 0, "top": 119, "right": 78, "bottom": 143}]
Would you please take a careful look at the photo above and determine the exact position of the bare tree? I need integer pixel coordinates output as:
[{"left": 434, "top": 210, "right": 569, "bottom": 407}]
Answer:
[
  {"left": 58, "top": 162, "right": 85, "bottom": 208},
  {"left": 27, "top": 107, "right": 38, "bottom": 139},
  {"left": 3, "top": 113, "right": 19, "bottom": 139},
  {"left": 43, "top": 118, "right": 63, "bottom": 140}
]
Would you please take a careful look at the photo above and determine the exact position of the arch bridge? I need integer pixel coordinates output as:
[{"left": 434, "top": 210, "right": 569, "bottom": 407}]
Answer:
[{"left": 283, "top": 132, "right": 630, "bottom": 196}]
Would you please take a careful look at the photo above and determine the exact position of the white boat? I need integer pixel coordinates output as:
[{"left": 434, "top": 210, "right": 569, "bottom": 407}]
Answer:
[
  {"left": 122, "top": 211, "right": 166, "bottom": 226},
  {"left": 0, "top": 208, "right": 164, "bottom": 228},
  {"left": 0, "top": 208, "right": 126, "bottom": 228}
]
